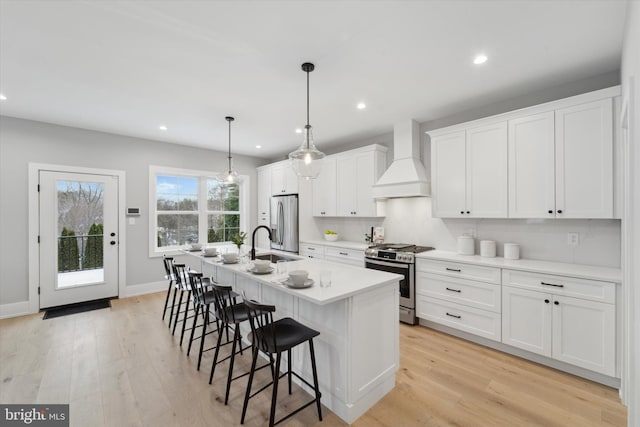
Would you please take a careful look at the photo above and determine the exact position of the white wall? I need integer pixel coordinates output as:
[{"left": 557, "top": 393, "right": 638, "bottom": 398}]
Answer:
[
  {"left": 0, "top": 116, "right": 265, "bottom": 306},
  {"left": 621, "top": 1, "right": 640, "bottom": 425}
]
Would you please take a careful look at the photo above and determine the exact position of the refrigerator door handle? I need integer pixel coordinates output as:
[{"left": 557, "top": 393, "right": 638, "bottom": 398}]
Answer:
[{"left": 278, "top": 202, "right": 285, "bottom": 245}]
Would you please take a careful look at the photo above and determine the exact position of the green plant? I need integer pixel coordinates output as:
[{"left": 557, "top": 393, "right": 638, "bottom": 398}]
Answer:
[
  {"left": 324, "top": 230, "right": 337, "bottom": 235},
  {"left": 364, "top": 233, "right": 372, "bottom": 243},
  {"left": 232, "top": 231, "right": 247, "bottom": 249}
]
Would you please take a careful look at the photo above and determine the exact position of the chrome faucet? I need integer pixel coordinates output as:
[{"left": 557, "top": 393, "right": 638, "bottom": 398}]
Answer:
[{"left": 250, "top": 225, "right": 272, "bottom": 260}]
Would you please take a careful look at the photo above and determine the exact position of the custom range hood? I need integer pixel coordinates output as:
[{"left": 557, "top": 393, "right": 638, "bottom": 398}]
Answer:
[{"left": 372, "top": 119, "right": 430, "bottom": 199}]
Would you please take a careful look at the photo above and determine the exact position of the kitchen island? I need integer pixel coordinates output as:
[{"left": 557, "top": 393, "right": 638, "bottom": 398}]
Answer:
[{"left": 185, "top": 252, "right": 402, "bottom": 424}]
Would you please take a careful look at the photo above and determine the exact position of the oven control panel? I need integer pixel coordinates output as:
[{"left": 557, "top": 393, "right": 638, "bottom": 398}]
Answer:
[{"left": 365, "top": 249, "right": 415, "bottom": 263}]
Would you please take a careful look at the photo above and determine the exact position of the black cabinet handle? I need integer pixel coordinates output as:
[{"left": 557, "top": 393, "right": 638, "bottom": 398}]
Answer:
[
  {"left": 110, "top": 241, "right": 116, "bottom": 245},
  {"left": 460, "top": 211, "right": 464, "bottom": 214},
  {"left": 110, "top": 232, "right": 116, "bottom": 237},
  {"left": 446, "top": 267, "right": 461, "bottom": 272},
  {"left": 557, "top": 209, "right": 563, "bottom": 214},
  {"left": 548, "top": 210, "right": 553, "bottom": 214},
  {"left": 554, "top": 301, "right": 560, "bottom": 305},
  {"left": 466, "top": 211, "right": 470, "bottom": 214},
  {"left": 544, "top": 299, "right": 550, "bottom": 303},
  {"left": 446, "top": 287, "right": 461, "bottom": 293},
  {"left": 446, "top": 312, "right": 461, "bottom": 319},
  {"left": 307, "top": 247, "right": 315, "bottom": 251},
  {"left": 339, "top": 252, "right": 348, "bottom": 256},
  {"left": 541, "top": 281, "right": 564, "bottom": 288}
]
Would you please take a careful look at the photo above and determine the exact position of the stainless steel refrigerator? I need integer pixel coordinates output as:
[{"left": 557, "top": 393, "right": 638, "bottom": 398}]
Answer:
[{"left": 270, "top": 194, "right": 298, "bottom": 253}]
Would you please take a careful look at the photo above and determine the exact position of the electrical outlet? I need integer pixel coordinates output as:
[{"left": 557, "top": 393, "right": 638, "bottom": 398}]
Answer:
[{"left": 567, "top": 232, "right": 579, "bottom": 246}]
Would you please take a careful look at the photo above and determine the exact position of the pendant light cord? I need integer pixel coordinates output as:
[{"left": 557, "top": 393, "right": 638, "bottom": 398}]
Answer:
[
  {"left": 306, "top": 67, "right": 310, "bottom": 149},
  {"left": 227, "top": 117, "right": 232, "bottom": 172}
]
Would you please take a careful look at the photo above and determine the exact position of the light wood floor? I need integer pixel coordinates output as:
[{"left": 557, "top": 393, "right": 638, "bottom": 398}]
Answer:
[{"left": 0, "top": 292, "right": 627, "bottom": 426}]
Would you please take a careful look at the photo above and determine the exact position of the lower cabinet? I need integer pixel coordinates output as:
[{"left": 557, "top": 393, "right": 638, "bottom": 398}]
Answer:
[
  {"left": 299, "top": 241, "right": 364, "bottom": 266},
  {"left": 416, "top": 259, "right": 618, "bottom": 378},
  {"left": 502, "top": 284, "right": 615, "bottom": 376},
  {"left": 300, "top": 243, "right": 326, "bottom": 260},
  {"left": 416, "top": 261, "right": 502, "bottom": 342}
]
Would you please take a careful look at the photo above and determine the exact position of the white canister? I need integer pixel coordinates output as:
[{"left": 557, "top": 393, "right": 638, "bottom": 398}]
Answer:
[
  {"left": 457, "top": 235, "right": 475, "bottom": 255},
  {"left": 504, "top": 243, "right": 520, "bottom": 260},
  {"left": 480, "top": 240, "right": 496, "bottom": 258}
]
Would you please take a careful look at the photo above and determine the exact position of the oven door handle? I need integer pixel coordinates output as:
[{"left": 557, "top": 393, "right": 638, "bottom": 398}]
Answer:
[{"left": 366, "top": 259, "right": 410, "bottom": 270}]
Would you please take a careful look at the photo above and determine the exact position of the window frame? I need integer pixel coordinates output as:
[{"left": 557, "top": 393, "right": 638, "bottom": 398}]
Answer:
[{"left": 149, "top": 165, "right": 249, "bottom": 257}]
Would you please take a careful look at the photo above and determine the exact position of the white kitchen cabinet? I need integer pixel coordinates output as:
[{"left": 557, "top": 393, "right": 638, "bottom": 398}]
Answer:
[
  {"left": 312, "top": 157, "right": 337, "bottom": 216},
  {"left": 299, "top": 243, "right": 326, "bottom": 259},
  {"left": 508, "top": 112, "right": 556, "bottom": 218},
  {"left": 508, "top": 99, "right": 614, "bottom": 218},
  {"left": 554, "top": 98, "right": 613, "bottom": 218},
  {"left": 335, "top": 146, "right": 387, "bottom": 217},
  {"left": 416, "top": 259, "right": 502, "bottom": 341},
  {"left": 502, "top": 269, "right": 616, "bottom": 376},
  {"left": 257, "top": 166, "right": 271, "bottom": 219},
  {"left": 324, "top": 246, "right": 364, "bottom": 267},
  {"left": 431, "top": 122, "right": 507, "bottom": 218},
  {"left": 271, "top": 161, "right": 299, "bottom": 195}
]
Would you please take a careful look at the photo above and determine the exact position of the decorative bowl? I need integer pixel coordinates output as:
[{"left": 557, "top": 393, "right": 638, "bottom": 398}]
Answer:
[
  {"left": 190, "top": 243, "right": 203, "bottom": 250},
  {"left": 253, "top": 259, "right": 271, "bottom": 272},
  {"left": 222, "top": 252, "right": 238, "bottom": 262},
  {"left": 324, "top": 234, "right": 338, "bottom": 242}
]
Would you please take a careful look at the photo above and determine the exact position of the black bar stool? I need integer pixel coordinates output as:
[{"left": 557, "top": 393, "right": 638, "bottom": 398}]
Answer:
[
  {"left": 208, "top": 283, "right": 257, "bottom": 404},
  {"left": 161, "top": 255, "right": 175, "bottom": 323},
  {"left": 186, "top": 271, "right": 221, "bottom": 370},
  {"left": 169, "top": 263, "right": 189, "bottom": 335},
  {"left": 241, "top": 298, "right": 322, "bottom": 426}
]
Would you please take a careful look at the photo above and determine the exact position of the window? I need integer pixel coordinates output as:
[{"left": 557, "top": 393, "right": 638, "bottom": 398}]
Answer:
[{"left": 150, "top": 166, "right": 248, "bottom": 255}]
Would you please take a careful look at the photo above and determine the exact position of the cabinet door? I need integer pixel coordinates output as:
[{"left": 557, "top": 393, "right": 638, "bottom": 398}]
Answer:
[
  {"left": 502, "top": 286, "right": 551, "bottom": 356},
  {"left": 551, "top": 296, "right": 615, "bottom": 376},
  {"left": 336, "top": 156, "right": 357, "bottom": 216},
  {"left": 431, "top": 131, "right": 466, "bottom": 217},
  {"left": 466, "top": 122, "right": 508, "bottom": 218},
  {"left": 271, "top": 164, "right": 285, "bottom": 195},
  {"left": 508, "top": 112, "right": 556, "bottom": 218},
  {"left": 354, "top": 151, "right": 376, "bottom": 217},
  {"left": 283, "top": 162, "right": 299, "bottom": 194},
  {"left": 555, "top": 98, "right": 613, "bottom": 218},
  {"left": 312, "top": 157, "right": 336, "bottom": 216},
  {"left": 257, "top": 167, "right": 271, "bottom": 217},
  {"left": 256, "top": 216, "right": 271, "bottom": 249}
]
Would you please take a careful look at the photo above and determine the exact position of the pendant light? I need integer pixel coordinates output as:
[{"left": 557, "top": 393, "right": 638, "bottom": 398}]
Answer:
[
  {"left": 289, "top": 62, "right": 325, "bottom": 179},
  {"left": 220, "top": 116, "right": 239, "bottom": 184}
]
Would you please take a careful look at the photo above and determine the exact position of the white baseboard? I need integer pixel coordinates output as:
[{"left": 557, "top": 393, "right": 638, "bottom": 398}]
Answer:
[
  {"left": 0, "top": 301, "right": 32, "bottom": 320},
  {"left": 122, "top": 281, "right": 167, "bottom": 298}
]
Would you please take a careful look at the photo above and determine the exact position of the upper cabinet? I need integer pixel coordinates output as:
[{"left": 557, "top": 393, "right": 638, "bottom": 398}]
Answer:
[
  {"left": 270, "top": 160, "right": 298, "bottom": 195},
  {"left": 313, "top": 144, "right": 387, "bottom": 218},
  {"left": 429, "top": 87, "right": 620, "bottom": 219},
  {"left": 431, "top": 122, "right": 508, "bottom": 218},
  {"left": 257, "top": 166, "right": 271, "bottom": 218},
  {"left": 509, "top": 99, "right": 613, "bottom": 218},
  {"left": 312, "top": 157, "right": 337, "bottom": 216}
]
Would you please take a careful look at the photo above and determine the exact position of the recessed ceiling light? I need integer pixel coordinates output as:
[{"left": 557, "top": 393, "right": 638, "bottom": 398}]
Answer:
[
  {"left": 159, "top": 125, "right": 168, "bottom": 131},
  {"left": 357, "top": 102, "right": 366, "bottom": 110},
  {"left": 295, "top": 128, "right": 302, "bottom": 134},
  {"left": 473, "top": 54, "right": 488, "bottom": 65},
  {"left": 256, "top": 145, "right": 262, "bottom": 149},
  {"left": 0, "top": 94, "right": 7, "bottom": 101}
]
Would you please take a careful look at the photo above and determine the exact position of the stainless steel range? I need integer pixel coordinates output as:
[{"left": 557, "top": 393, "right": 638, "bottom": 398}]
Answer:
[{"left": 365, "top": 243, "right": 434, "bottom": 325}]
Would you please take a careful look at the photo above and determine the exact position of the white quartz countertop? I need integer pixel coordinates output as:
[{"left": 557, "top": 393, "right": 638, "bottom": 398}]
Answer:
[
  {"left": 416, "top": 250, "right": 622, "bottom": 283},
  {"left": 189, "top": 252, "right": 402, "bottom": 305},
  {"left": 300, "top": 240, "right": 370, "bottom": 251}
]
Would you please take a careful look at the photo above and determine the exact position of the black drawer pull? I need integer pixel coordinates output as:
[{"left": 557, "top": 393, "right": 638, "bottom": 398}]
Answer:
[
  {"left": 446, "top": 268, "right": 461, "bottom": 272},
  {"left": 446, "top": 287, "right": 461, "bottom": 293},
  {"left": 307, "top": 247, "right": 315, "bottom": 251},
  {"left": 541, "top": 281, "right": 564, "bottom": 288},
  {"left": 339, "top": 252, "right": 348, "bottom": 256},
  {"left": 554, "top": 301, "right": 560, "bottom": 305},
  {"left": 446, "top": 312, "right": 461, "bottom": 319}
]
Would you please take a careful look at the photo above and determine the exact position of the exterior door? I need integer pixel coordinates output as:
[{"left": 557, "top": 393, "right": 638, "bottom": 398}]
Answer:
[{"left": 39, "top": 171, "right": 119, "bottom": 308}]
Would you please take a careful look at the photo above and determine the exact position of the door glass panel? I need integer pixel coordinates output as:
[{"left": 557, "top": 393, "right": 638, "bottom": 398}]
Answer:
[{"left": 56, "top": 180, "right": 105, "bottom": 288}]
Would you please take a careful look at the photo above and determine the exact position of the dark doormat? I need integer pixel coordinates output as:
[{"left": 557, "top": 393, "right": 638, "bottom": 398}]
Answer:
[{"left": 43, "top": 298, "right": 112, "bottom": 319}]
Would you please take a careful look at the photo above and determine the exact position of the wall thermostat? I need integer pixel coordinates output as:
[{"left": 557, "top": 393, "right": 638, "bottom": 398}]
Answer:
[{"left": 126, "top": 207, "right": 141, "bottom": 216}]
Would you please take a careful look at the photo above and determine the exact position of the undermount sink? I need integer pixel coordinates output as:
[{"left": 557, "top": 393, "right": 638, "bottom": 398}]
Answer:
[{"left": 254, "top": 253, "right": 297, "bottom": 263}]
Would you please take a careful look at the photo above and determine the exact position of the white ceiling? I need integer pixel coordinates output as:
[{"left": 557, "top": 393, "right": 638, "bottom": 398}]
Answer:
[{"left": 0, "top": 0, "right": 628, "bottom": 159}]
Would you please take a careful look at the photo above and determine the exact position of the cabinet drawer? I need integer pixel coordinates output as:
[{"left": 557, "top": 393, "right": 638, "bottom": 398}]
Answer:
[
  {"left": 502, "top": 269, "right": 615, "bottom": 304},
  {"left": 325, "top": 247, "right": 363, "bottom": 260},
  {"left": 417, "top": 272, "right": 501, "bottom": 313},
  {"left": 300, "top": 243, "right": 325, "bottom": 256},
  {"left": 417, "top": 259, "right": 501, "bottom": 284},
  {"left": 417, "top": 296, "right": 501, "bottom": 342}
]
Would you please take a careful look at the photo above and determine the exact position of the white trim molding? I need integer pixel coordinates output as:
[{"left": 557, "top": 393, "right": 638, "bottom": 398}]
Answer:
[
  {"left": 0, "top": 301, "right": 32, "bottom": 320},
  {"left": 122, "top": 281, "right": 167, "bottom": 298},
  {"left": 28, "top": 163, "right": 127, "bottom": 314}
]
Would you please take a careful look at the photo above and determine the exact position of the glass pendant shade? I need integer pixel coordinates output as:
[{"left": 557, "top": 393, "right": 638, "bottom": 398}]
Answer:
[
  {"left": 289, "top": 62, "right": 325, "bottom": 179},
  {"left": 289, "top": 125, "right": 325, "bottom": 179}
]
